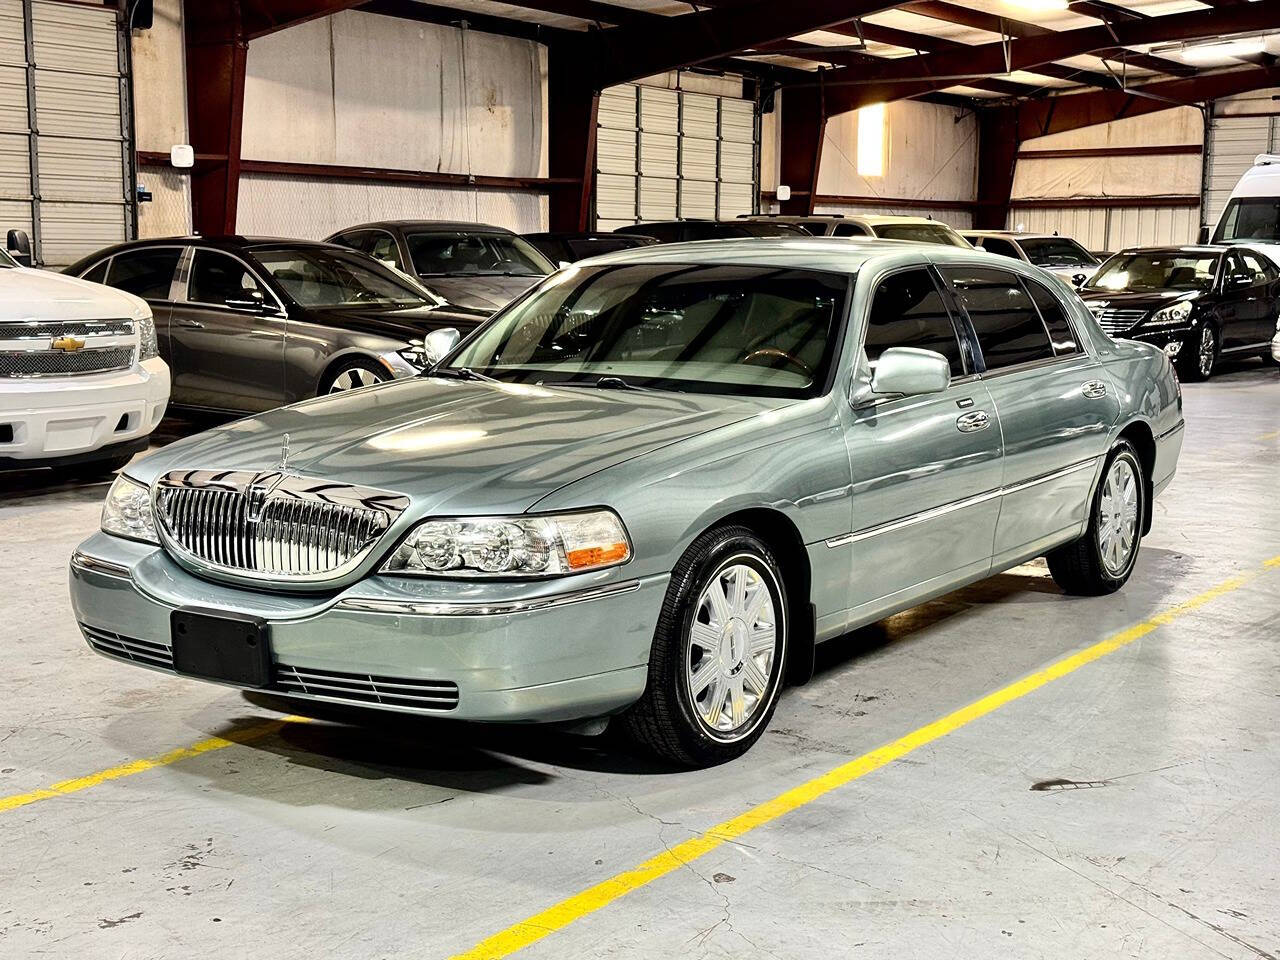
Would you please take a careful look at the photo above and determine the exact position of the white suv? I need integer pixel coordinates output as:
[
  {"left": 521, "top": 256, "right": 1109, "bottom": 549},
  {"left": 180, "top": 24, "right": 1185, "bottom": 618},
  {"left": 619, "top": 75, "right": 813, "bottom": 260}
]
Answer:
[{"left": 1, "top": 241, "right": 169, "bottom": 474}]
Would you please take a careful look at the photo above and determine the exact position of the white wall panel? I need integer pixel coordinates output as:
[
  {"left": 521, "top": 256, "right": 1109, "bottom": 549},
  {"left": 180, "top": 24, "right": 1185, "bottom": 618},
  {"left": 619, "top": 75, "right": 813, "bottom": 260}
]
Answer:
[
  {"left": 1204, "top": 114, "right": 1276, "bottom": 227},
  {"left": 236, "top": 173, "right": 547, "bottom": 239},
  {"left": 1007, "top": 205, "right": 1198, "bottom": 253}
]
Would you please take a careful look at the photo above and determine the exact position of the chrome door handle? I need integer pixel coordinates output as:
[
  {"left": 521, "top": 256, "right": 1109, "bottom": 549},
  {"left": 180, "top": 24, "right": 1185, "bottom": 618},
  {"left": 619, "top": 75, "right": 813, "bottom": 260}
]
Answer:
[
  {"left": 956, "top": 410, "right": 990, "bottom": 433},
  {"left": 176, "top": 318, "right": 204, "bottom": 329},
  {"left": 1082, "top": 380, "right": 1108, "bottom": 399}
]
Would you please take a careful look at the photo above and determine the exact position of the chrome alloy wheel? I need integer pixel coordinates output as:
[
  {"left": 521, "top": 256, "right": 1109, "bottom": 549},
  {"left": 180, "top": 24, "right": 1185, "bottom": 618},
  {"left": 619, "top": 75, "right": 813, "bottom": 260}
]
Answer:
[
  {"left": 1197, "top": 325, "right": 1215, "bottom": 378},
  {"left": 1098, "top": 456, "right": 1140, "bottom": 576},
  {"left": 328, "top": 367, "right": 386, "bottom": 393},
  {"left": 685, "top": 561, "right": 779, "bottom": 739}
]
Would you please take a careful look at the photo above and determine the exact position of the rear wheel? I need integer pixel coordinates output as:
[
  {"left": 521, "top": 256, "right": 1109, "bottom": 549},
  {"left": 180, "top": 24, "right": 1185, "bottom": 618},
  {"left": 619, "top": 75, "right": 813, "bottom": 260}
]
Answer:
[
  {"left": 1047, "top": 440, "right": 1145, "bottom": 596},
  {"left": 622, "top": 526, "right": 788, "bottom": 767},
  {"left": 1177, "top": 323, "right": 1217, "bottom": 381},
  {"left": 320, "top": 357, "right": 390, "bottom": 395}
]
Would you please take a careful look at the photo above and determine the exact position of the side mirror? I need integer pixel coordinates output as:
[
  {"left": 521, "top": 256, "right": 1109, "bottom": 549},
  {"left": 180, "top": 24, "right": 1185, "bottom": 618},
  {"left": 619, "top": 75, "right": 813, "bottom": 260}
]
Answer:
[
  {"left": 1197, "top": 225, "right": 1210, "bottom": 244},
  {"left": 1071, "top": 273, "right": 1087, "bottom": 288},
  {"left": 558, "top": 260, "right": 573, "bottom": 270},
  {"left": 423, "top": 326, "right": 461, "bottom": 364},
  {"left": 6, "top": 228, "right": 32, "bottom": 267},
  {"left": 871, "top": 347, "right": 951, "bottom": 397}
]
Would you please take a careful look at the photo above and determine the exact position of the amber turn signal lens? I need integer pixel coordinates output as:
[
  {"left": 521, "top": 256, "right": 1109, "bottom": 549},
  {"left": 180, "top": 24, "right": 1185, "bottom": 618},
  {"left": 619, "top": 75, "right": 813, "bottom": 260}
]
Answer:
[{"left": 566, "top": 542, "right": 629, "bottom": 569}]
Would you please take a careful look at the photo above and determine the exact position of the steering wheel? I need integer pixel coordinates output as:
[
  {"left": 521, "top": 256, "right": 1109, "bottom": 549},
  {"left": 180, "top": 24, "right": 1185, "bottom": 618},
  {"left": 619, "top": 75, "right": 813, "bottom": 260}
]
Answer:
[{"left": 742, "top": 347, "right": 812, "bottom": 378}]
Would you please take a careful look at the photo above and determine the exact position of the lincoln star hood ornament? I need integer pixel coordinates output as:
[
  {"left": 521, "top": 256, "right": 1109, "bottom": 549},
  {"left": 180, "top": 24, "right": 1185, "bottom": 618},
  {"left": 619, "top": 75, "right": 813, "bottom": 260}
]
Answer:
[{"left": 278, "top": 433, "right": 291, "bottom": 472}]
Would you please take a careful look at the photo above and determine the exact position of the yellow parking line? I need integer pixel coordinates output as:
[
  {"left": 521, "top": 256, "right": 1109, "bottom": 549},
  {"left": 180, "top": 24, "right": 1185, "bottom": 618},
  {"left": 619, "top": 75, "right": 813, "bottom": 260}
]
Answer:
[
  {"left": 1258, "top": 429, "right": 1280, "bottom": 442},
  {"left": 0, "top": 715, "right": 310, "bottom": 815},
  {"left": 448, "top": 556, "right": 1280, "bottom": 960}
]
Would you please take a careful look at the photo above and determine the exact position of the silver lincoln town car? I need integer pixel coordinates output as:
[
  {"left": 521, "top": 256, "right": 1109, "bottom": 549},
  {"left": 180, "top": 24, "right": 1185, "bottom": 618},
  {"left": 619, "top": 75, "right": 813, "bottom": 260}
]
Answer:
[{"left": 69, "top": 239, "right": 1184, "bottom": 766}]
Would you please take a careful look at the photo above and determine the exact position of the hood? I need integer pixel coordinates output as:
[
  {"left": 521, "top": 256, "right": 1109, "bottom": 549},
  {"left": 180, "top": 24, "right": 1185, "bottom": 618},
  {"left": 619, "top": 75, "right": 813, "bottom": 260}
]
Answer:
[
  {"left": 129, "top": 378, "right": 783, "bottom": 516},
  {"left": 1079, "top": 288, "right": 1202, "bottom": 310},
  {"left": 299, "top": 302, "right": 489, "bottom": 340},
  {"left": 422, "top": 274, "right": 543, "bottom": 311},
  {"left": 0, "top": 266, "right": 147, "bottom": 321}
]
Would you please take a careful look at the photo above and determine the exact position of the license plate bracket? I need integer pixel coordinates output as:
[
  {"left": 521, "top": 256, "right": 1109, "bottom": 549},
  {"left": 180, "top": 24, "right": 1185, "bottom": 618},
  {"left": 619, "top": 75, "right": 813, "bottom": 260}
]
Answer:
[{"left": 171, "top": 609, "right": 271, "bottom": 688}]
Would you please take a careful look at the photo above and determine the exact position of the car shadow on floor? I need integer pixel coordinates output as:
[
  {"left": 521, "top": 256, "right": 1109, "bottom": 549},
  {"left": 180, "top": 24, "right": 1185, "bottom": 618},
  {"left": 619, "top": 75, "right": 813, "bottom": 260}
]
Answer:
[{"left": 144, "top": 566, "right": 1093, "bottom": 811}]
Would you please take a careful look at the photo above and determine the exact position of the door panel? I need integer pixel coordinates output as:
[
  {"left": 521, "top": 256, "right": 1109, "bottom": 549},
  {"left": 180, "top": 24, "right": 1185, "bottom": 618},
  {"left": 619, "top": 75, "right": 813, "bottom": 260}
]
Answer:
[
  {"left": 168, "top": 250, "right": 286, "bottom": 411},
  {"left": 840, "top": 267, "right": 1002, "bottom": 621}
]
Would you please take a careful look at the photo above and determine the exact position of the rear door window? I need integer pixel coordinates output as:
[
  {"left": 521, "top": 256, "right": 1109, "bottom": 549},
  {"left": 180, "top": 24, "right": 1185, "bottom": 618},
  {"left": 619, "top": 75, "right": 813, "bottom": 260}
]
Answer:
[
  {"left": 976, "top": 237, "right": 1020, "bottom": 260},
  {"left": 940, "top": 266, "right": 1056, "bottom": 370},
  {"left": 105, "top": 247, "right": 182, "bottom": 301},
  {"left": 833, "top": 222, "right": 871, "bottom": 237},
  {"left": 1022, "top": 276, "right": 1079, "bottom": 356},
  {"left": 864, "top": 268, "right": 966, "bottom": 376}
]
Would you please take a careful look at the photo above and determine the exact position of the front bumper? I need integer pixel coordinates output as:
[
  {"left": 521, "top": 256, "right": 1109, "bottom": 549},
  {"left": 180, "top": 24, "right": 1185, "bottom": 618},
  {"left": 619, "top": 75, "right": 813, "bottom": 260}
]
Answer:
[
  {"left": 0, "top": 357, "right": 169, "bottom": 466},
  {"left": 1118, "top": 326, "right": 1192, "bottom": 354},
  {"left": 1271, "top": 332, "right": 1280, "bottom": 364},
  {"left": 68, "top": 533, "right": 665, "bottom": 723}
]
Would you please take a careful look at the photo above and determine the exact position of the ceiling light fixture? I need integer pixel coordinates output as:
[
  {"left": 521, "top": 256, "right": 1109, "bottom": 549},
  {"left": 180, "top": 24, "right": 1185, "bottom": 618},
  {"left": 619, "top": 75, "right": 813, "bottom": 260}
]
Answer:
[
  {"left": 1004, "top": 0, "right": 1069, "bottom": 12},
  {"left": 1178, "top": 37, "right": 1267, "bottom": 64}
]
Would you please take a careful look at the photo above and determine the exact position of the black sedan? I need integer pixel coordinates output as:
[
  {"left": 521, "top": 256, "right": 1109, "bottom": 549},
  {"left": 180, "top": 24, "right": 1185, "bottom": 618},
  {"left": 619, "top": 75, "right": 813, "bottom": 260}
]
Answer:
[
  {"left": 326, "top": 220, "right": 554, "bottom": 311},
  {"left": 522, "top": 231, "right": 657, "bottom": 264},
  {"left": 66, "top": 237, "right": 487, "bottom": 413},
  {"left": 1080, "top": 244, "right": 1280, "bottom": 381}
]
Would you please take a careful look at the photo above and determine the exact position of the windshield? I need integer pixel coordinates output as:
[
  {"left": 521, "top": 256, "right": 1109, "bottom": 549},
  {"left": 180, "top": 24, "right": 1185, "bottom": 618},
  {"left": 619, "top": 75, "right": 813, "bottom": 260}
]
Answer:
[
  {"left": 1088, "top": 252, "right": 1219, "bottom": 292},
  {"left": 443, "top": 263, "right": 849, "bottom": 398},
  {"left": 1213, "top": 197, "right": 1280, "bottom": 243},
  {"left": 1019, "top": 237, "right": 1098, "bottom": 267},
  {"left": 0, "top": 249, "right": 15, "bottom": 268},
  {"left": 254, "top": 248, "right": 431, "bottom": 307},
  {"left": 406, "top": 232, "right": 553, "bottom": 278},
  {"left": 873, "top": 224, "right": 969, "bottom": 247}
]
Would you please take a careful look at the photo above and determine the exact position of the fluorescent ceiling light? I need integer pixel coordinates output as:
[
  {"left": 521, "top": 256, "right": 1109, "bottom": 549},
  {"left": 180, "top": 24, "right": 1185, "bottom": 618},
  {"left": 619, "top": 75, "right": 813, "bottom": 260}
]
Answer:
[
  {"left": 1004, "top": 0, "right": 1069, "bottom": 11},
  {"left": 1180, "top": 37, "right": 1267, "bottom": 63}
]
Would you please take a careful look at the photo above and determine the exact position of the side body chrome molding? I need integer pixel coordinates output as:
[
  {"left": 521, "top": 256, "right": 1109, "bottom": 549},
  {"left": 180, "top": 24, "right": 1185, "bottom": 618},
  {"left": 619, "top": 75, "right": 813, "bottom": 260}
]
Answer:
[
  {"left": 825, "top": 456, "right": 1099, "bottom": 549},
  {"left": 70, "top": 552, "right": 131, "bottom": 578}
]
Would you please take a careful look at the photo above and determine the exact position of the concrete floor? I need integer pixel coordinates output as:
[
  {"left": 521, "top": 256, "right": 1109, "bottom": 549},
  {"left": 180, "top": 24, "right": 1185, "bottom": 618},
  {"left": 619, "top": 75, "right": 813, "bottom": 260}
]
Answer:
[{"left": 1, "top": 361, "right": 1278, "bottom": 960}]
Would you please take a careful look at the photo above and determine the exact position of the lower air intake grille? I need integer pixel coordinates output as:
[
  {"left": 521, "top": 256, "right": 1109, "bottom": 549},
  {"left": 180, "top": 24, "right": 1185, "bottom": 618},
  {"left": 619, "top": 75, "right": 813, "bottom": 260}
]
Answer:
[
  {"left": 80, "top": 623, "right": 458, "bottom": 712},
  {"left": 275, "top": 664, "right": 459, "bottom": 711}
]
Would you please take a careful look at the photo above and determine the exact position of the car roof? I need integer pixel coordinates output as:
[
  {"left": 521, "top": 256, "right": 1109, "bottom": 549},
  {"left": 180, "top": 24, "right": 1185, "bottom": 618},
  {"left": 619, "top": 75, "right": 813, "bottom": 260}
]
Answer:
[
  {"left": 334, "top": 220, "right": 514, "bottom": 235},
  {"left": 574, "top": 236, "right": 1030, "bottom": 275},
  {"left": 1115, "top": 244, "right": 1228, "bottom": 255}
]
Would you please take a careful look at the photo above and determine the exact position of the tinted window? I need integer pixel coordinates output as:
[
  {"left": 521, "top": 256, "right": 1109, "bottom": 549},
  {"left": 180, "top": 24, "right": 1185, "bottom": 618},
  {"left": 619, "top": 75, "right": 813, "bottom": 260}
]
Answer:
[
  {"left": 833, "top": 222, "right": 871, "bottom": 237},
  {"left": 1214, "top": 198, "right": 1280, "bottom": 243},
  {"left": 105, "top": 248, "right": 181, "bottom": 300},
  {"left": 1238, "top": 250, "right": 1276, "bottom": 284},
  {"left": 864, "top": 268, "right": 965, "bottom": 376},
  {"left": 1023, "top": 277, "right": 1078, "bottom": 356},
  {"left": 405, "top": 231, "right": 552, "bottom": 277},
  {"left": 941, "top": 266, "right": 1054, "bottom": 370},
  {"left": 874, "top": 223, "right": 969, "bottom": 247},
  {"left": 365, "top": 232, "right": 402, "bottom": 270},
  {"left": 81, "top": 259, "right": 109, "bottom": 284},
  {"left": 976, "top": 237, "right": 1020, "bottom": 259},
  {"left": 254, "top": 248, "right": 429, "bottom": 307},
  {"left": 188, "top": 250, "right": 266, "bottom": 308},
  {"left": 617, "top": 223, "right": 682, "bottom": 243},
  {"left": 447, "top": 263, "right": 848, "bottom": 398},
  {"left": 1018, "top": 236, "right": 1097, "bottom": 267}
]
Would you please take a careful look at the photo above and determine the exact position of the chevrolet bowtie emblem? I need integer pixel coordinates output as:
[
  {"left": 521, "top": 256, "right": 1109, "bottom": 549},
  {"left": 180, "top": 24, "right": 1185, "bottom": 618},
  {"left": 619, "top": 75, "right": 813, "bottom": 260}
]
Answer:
[{"left": 51, "top": 336, "right": 86, "bottom": 353}]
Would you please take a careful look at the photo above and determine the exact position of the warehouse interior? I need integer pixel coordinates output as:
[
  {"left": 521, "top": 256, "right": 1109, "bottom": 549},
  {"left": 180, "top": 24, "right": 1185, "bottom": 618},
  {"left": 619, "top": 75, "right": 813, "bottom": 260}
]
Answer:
[{"left": 3, "top": 1, "right": 1280, "bottom": 958}]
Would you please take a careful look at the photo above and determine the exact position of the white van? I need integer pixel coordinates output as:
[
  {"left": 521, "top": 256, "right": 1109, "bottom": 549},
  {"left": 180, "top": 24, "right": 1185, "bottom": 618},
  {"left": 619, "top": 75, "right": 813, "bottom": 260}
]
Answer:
[
  {"left": 2, "top": 231, "right": 170, "bottom": 475},
  {"left": 1208, "top": 153, "right": 1280, "bottom": 246}
]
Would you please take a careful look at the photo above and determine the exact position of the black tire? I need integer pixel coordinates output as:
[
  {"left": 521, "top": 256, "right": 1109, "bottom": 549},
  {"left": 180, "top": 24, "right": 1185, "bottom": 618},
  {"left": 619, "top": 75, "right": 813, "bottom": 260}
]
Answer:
[
  {"left": 1177, "top": 323, "right": 1217, "bottom": 381},
  {"left": 1259, "top": 349, "right": 1279, "bottom": 368},
  {"left": 1047, "top": 440, "right": 1145, "bottom": 596},
  {"left": 621, "top": 525, "right": 789, "bottom": 767},
  {"left": 319, "top": 356, "right": 390, "bottom": 395}
]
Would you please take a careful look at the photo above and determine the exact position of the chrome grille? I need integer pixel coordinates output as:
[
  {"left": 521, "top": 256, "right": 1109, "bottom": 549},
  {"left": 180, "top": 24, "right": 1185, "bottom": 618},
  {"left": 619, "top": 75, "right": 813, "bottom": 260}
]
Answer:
[
  {"left": 153, "top": 470, "right": 410, "bottom": 582},
  {"left": 1089, "top": 306, "right": 1149, "bottom": 335},
  {"left": 80, "top": 623, "right": 458, "bottom": 711},
  {"left": 276, "top": 665, "right": 459, "bottom": 710},
  {"left": 0, "top": 318, "right": 136, "bottom": 378}
]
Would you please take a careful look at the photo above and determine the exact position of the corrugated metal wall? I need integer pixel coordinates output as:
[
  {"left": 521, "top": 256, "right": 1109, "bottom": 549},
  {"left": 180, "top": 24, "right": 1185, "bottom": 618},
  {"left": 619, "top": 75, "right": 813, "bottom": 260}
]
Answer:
[
  {"left": 1203, "top": 114, "right": 1278, "bottom": 228},
  {"left": 0, "top": 0, "right": 130, "bottom": 267},
  {"left": 1008, "top": 205, "right": 1201, "bottom": 255},
  {"left": 596, "top": 80, "right": 758, "bottom": 230}
]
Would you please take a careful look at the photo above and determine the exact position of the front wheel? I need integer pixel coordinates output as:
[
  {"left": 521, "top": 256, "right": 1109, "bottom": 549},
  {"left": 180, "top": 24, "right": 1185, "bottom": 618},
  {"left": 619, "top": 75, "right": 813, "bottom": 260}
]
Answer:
[
  {"left": 622, "top": 526, "right": 788, "bottom": 767},
  {"left": 320, "top": 357, "right": 391, "bottom": 395},
  {"left": 1047, "top": 440, "right": 1145, "bottom": 596},
  {"left": 1177, "top": 323, "right": 1217, "bottom": 381}
]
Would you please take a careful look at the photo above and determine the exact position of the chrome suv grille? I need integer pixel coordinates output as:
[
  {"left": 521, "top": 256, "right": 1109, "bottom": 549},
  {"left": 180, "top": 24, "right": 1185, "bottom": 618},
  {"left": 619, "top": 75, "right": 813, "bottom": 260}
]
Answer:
[
  {"left": 1089, "top": 306, "right": 1148, "bottom": 335},
  {"left": 153, "top": 470, "right": 410, "bottom": 582},
  {"left": 0, "top": 318, "right": 135, "bottom": 378}
]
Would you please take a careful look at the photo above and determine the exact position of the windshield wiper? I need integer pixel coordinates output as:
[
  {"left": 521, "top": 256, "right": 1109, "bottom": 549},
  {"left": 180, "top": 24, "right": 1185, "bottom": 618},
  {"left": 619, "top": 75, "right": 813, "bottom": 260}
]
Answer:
[
  {"left": 429, "top": 366, "right": 500, "bottom": 384},
  {"left": 555, "top": 376, "right": 670, "bottom": 393}
]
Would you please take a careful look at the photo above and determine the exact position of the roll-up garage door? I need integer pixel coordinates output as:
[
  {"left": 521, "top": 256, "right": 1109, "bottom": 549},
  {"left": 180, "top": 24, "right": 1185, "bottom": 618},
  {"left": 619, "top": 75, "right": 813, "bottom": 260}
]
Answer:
[
  {"left": 1203, "top": 114, "right": 1279, "bottom": 228},
  {"left": 595, "top": 81, "right": 759, "bottom": 231},
  {"left": 0, "top": 0, "right": 131, "bottom": 268}
]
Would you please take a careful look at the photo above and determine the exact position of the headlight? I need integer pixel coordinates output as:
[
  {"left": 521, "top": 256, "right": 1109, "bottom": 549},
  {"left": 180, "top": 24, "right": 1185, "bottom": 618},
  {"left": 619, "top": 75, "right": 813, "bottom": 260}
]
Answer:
[
  {"left": 383, "top": 509, "right": 631, "bottom": 578},
  {"left": 135, "top": 310, "right": 159, "bottom": 361},
  {"left": 397, "top": 341, "right": 427, "bottom": 369},
  {"left": 1145, "top": 300, "right": 1193, "bottom": 327},
  {"left": 101, "top": 474, "right": 158, "bottom": 544}
]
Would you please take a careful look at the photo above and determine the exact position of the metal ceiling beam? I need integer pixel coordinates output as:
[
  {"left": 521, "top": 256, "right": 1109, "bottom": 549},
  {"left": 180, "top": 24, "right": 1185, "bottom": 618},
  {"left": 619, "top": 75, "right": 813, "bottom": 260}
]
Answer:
[
  {"left": 816, "top": 3, "right": 1280, "bottom": 117},
  {"left": 903, "top": 0, "right": 1195, "bottom": 77},
  {"left": 590, "top": 0, "right": 899, "bottom": 89}
]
